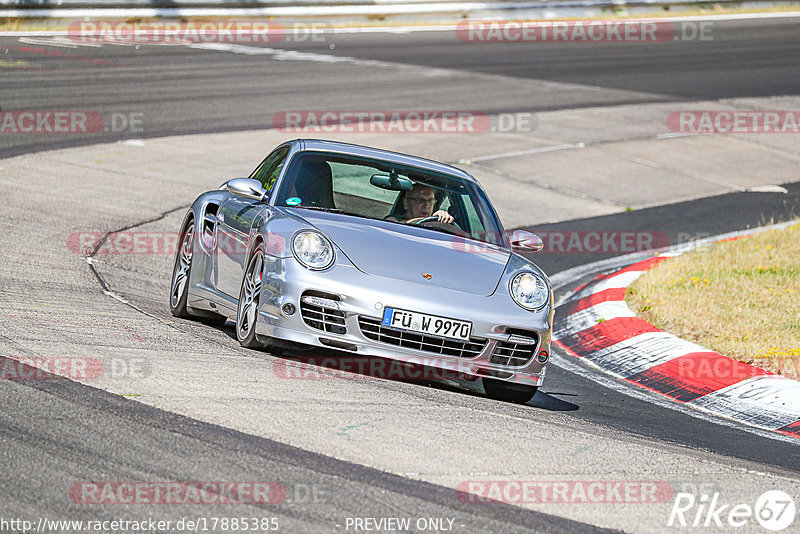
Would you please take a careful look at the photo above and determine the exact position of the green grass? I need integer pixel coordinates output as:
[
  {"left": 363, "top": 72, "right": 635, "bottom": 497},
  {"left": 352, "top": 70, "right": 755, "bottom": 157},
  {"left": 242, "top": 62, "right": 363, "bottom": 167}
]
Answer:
[{"left": 626, "top": 222, "right": 800, "bottom": 379}]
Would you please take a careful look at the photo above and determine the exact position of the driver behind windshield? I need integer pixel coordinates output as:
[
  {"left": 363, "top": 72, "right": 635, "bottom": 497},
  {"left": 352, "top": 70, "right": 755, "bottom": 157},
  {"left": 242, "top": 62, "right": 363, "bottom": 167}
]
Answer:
[{"left": 386, "top": 183, "right": 454, "bottom": 224}]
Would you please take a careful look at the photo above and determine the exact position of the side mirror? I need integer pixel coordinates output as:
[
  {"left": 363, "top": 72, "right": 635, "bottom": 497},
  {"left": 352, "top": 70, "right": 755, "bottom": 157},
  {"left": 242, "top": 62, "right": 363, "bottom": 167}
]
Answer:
[
  {"left": 227, "top": 178, "right": 267, "bottom": 201},
  {"left": 509, "top": 230, "right": 544, "bottom": 252}
]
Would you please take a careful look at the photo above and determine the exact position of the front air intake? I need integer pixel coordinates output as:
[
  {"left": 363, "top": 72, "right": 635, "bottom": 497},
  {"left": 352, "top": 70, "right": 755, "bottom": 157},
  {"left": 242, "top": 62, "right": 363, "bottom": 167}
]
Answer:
[
  {"left": 490, "top": 328, "right": 539, "bottom": 367},
  {"left": 300, "top": 290, "right": 346, "bottom": 335}
]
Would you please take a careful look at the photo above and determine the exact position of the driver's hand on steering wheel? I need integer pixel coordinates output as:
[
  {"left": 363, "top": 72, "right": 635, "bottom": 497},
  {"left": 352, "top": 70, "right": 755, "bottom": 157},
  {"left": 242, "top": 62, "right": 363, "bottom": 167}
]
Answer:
[{"left": 433, "top": 210, "right": 454, "bottom": 224}]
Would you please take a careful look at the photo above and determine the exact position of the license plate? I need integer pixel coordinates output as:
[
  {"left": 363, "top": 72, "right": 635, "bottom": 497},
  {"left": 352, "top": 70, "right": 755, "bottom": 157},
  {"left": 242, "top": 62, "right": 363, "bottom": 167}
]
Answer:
[{"left": 381, "top": 307, "right": 473, "bottom": 341}]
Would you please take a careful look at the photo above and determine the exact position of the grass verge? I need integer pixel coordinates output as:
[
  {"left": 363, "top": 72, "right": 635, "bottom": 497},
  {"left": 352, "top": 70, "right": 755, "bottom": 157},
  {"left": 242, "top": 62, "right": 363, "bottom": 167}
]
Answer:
[{"left": 626, "top": 222, "right": 800, "bottom": 380}]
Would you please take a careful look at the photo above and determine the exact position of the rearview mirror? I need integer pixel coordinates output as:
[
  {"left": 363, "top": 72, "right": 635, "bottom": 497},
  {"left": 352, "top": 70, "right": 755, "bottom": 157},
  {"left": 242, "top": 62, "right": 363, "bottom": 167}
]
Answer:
[
  {"left": 227, "top": 178, "right": 267, "bottom": 201},
  {"left": 370, "top": 173, "right": 413, "bottom": 191},
  {"left": 508, "top": 230, "right": 544, "bottom": 252}
]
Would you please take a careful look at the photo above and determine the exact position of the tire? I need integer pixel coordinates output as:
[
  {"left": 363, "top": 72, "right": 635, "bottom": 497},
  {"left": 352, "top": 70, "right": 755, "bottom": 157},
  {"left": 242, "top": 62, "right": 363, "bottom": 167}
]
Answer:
[
  {"left": 483, "top": 378, "right": 538, "bottom": 404},
  {"left": 169, "top": 220, "right": 228, "bottom": 326},
  {"left": 236, "top": 244, "right": 273, "bottom": 350},
  {"left": 170, "top": 222, "right": 196, "bottom": 318}
]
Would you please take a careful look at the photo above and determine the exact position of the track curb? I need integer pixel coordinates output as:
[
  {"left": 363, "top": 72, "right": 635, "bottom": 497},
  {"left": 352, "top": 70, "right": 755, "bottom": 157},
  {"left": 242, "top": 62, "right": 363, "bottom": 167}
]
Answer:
[{"left": 551, "top": 223, "right": 800, "bottom": 439}]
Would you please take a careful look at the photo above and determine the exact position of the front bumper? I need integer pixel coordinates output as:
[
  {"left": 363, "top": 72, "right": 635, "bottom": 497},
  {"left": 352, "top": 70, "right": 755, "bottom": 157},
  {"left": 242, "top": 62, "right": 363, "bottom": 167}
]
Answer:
[{"left": 250, "top": 256, "right": 552, "bottom": 387}]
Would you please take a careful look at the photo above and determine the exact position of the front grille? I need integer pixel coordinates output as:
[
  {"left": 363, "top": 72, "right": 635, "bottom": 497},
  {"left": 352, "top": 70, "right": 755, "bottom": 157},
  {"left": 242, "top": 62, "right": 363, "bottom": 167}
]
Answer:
[
  {"left": 358, "top": 316, "right": 486, "bottom": 358},
  {"left": 490, "top": 330, "right": 539, "bottom": 367},
  {"left": 300, "top": 291, "right": 346, "bottom": 335}
]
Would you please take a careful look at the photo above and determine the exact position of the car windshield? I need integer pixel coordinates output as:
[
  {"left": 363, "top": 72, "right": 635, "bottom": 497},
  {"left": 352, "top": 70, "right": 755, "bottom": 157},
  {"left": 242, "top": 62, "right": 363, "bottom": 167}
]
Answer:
[{"left": 274, "top": 151, "right": 506, "bottom": 246}]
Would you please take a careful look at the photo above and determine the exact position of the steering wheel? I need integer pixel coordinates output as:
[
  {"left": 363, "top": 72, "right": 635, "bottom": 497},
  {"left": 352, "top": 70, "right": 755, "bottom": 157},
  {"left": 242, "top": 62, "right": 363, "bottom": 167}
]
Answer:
[
  {"left": 407, "top": 216, "right": 440, "bottom": 225},
  {"left": 406, "top": 216, "right": 467, "bottom": 237}
]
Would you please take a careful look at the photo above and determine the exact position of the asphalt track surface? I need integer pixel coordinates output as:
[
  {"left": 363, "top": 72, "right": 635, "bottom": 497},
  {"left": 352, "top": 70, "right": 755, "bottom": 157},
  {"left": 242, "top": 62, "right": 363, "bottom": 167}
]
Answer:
[
  {"left": 1, "top": 15, "right": 800, "bottom": 533},
  {"left": 2, "top": 367, "right": 604, "bottom": 533},
  {"left": 2, "top": 17, "right": 800, "bottom": 157}
]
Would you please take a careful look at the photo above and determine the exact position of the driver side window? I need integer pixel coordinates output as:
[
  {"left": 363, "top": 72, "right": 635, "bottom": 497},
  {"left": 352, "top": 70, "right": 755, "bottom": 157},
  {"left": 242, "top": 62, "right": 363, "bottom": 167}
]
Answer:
[
  {"left": 438, "top": 194, "right": 452, "bottom": 214},
  {"left": 251, "top": 146, "right": 289, "bottom": 192}
]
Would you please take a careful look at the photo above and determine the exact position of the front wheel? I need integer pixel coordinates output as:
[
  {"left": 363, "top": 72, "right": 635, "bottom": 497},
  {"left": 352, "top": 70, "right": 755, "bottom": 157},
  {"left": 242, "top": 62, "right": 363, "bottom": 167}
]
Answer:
[
  {"left": 483, "top": 378, "right": 538, "bottom": 404},
  {"left": 236, "top": 245, "right": 272, "bottom": 350}
]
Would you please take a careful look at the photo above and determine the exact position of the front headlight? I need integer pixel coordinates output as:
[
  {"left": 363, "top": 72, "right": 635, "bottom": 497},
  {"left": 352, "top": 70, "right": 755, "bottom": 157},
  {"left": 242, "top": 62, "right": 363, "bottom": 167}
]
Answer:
[
  {"left": 510, "top": 272, "right": 549, "bottom": 310},
  {"left": 292, "top": 230, "right": 335, "bottom": 270}
]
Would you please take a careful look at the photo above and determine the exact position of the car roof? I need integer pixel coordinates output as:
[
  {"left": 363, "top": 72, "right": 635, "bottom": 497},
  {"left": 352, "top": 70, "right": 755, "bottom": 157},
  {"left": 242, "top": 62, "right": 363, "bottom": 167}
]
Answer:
[{"left": 291, "top": 139, "right": 479, "bottom": 184}]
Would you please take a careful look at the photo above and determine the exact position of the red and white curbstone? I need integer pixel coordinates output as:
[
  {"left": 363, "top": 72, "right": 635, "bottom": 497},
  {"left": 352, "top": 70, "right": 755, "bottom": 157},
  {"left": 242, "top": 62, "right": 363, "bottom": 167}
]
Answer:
[{"left": 553, "top": 253, "right": 800, "bottom": 438}]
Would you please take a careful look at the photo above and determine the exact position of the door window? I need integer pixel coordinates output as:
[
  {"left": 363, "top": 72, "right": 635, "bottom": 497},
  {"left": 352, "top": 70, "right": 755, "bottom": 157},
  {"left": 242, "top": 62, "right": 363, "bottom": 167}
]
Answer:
[{"left": 250, "top": 146, "right": 290, "bottom": 192}]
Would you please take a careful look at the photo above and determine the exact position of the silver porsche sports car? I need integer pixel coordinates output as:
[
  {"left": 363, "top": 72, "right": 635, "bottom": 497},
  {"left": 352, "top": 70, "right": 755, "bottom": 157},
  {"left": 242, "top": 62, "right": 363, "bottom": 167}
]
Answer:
[{"left": 170, "top": 139, "right": 552, "bottom": 403}]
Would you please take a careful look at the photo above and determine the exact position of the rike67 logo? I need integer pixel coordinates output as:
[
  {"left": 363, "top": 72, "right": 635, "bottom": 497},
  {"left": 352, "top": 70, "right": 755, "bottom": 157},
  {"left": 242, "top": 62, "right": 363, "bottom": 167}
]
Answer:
[{"left": 668, "top": 490, "right": 795, "bottom": 531}]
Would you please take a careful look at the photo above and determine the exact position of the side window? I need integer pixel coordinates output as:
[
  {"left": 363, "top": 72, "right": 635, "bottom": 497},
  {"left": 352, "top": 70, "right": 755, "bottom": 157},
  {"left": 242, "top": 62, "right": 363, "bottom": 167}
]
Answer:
[
  {"left": 251, "top": 146, "right": 289, "bottom": 192},
  {"left": 438, "top": 194, "right": 452, "bottom": 214}
]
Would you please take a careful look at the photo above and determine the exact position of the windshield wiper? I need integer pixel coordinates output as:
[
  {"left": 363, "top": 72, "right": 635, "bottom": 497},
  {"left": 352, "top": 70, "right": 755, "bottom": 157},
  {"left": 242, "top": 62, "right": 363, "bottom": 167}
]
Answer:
[
  {"left": 415, "top": 224, "right": 467, "bottom": 238},
  {"left": 291, "top": 206, "right": 372, "bottom": 219},
  {"left": 291, "top": 206, "right": 345, "bottom": 213}
]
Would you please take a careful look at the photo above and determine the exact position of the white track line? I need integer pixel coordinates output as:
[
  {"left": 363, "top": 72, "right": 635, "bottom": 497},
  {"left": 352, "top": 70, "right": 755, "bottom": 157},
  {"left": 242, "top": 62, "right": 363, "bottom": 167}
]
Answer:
[
  {"left": 459, "top": 143, "right": 585, "bottom": 164},
  {"left": 2, "top": 10, "right": 800, "bottom": 27}
]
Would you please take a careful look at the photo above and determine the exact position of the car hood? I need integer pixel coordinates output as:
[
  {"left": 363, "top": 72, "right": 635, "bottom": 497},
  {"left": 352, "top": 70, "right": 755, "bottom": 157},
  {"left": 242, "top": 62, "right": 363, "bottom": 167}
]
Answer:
[{"left": 296, "top": 210, "right": 511, "bottom": 296}]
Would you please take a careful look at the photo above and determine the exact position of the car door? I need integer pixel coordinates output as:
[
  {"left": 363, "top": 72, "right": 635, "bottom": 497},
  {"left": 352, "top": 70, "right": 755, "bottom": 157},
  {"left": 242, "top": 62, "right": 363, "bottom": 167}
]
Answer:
[{"left": 215, "top": 146, "right": 289, "bottom": 298}]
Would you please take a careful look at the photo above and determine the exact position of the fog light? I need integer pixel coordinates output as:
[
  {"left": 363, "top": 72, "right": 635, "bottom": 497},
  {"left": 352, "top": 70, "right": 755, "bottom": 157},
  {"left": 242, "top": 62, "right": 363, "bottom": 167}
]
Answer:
[
  {"left": 537, "top": 350, "right": 549, "bottom": 363},
  {"left": 282, "top": 303, "right": 296, "bottom": 316},
  {"left": 301, "top": 295, "right": 339, "bottom": 310}
]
